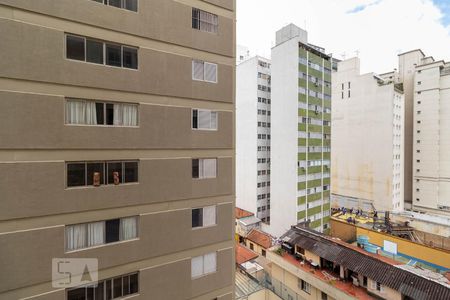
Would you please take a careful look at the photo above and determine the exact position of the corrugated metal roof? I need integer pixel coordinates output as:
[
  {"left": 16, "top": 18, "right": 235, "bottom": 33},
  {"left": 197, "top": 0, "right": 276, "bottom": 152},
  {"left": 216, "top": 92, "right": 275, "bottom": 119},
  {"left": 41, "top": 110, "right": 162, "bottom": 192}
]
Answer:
[{"left": 285, "top": 227, "right": 450, "bottom": 300}]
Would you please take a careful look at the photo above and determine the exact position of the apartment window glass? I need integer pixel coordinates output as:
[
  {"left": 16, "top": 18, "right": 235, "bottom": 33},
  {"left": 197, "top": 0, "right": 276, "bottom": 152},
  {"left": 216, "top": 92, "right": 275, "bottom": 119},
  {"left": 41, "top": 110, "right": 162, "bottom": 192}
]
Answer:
[
  {"left": 192, "top": 158, "right": 217, "bottom": 179},
  {"left": 124, "top": 0, "right": 138, "bottom": 11},
  {"left": 124, "top": 162, "right": 139, "bottom": 183},
  {"left": 86, "top": 39, "right": 103, "bottom": 64},
  {"left": 60, "top": 216, "right": 133, "bottom": 249},
  {"left": 66, "top": 35, "right": 138, "bottom": 69},
  {"left": 191, "top": 252, "right": 217, "bottom": 278},
  {"left": 301, "top": 280, "right": 311, "bottom": 294},
  {"left": 66, "top": 35, "right": 85, "bottom": 61},
  {"left": 67, "top": 273, "right": 138, "bottom": 300},
  {"left": 192, "top": 206, "right": 216, "bottom": 228},
  {"left": 67, "top": 161, "right": 138, "bottom": 188},
  {"left": 192, "top": 60, "right": 218, "bottom": 83},
  {"left": 106, "top": 43, "right": 122, "bottom": 67},
  {"left": 192, "top": 8, "right": 218, "bottom": 33},
  {"left": 86, "top": 162, "right": 105, "bottom": 186},
  {"left": 192, "top": 109, "right": 218, "bottom": 130},
  {"left": 123, "top": 47, "right": 138, "bottom": 69},
  {"left": 67, "top": 163, "right": 86, "bottom": 187},
  {"left": 66, "top": 99, "right": 138, "bottom": 126}
]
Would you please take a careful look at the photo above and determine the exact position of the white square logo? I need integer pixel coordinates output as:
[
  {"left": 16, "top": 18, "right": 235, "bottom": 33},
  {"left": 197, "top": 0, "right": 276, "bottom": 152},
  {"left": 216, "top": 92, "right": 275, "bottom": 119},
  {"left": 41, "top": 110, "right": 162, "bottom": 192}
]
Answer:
[{"left": 52, "top": 258, "right": 98, "bottom": 288}]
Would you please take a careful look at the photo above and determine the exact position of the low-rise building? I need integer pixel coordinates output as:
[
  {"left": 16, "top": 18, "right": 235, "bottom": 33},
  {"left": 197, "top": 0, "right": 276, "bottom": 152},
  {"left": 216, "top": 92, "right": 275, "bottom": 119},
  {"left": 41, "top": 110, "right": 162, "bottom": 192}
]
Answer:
[
  {"left": 266, "top": 226, "right": 450, "bottom": 300},
  {"left": 246, "top": 228, "right": 273, "bottom": 257}
]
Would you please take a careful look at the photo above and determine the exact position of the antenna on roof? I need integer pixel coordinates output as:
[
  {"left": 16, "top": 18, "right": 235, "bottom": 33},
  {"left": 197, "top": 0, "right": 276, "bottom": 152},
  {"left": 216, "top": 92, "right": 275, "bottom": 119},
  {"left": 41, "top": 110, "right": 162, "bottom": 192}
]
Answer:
[{"left": 341, "top": 52, "right": 347, "bottom": 60}]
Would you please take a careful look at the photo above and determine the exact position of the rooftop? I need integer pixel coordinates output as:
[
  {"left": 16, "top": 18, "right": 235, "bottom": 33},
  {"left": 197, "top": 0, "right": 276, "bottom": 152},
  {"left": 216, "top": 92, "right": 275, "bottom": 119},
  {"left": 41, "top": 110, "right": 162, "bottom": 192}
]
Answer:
[
  {"left": 246, "top": 229, "right": 272, "bottom": 249},
  {"left": 279, "top": 226, "right": 450, "bottom": 300},
  {"left": 236, "top": 243, "right": 258, "bottom": 265},
  {"left": 236, "top": 207, "right": 254, "bottom": 219}
]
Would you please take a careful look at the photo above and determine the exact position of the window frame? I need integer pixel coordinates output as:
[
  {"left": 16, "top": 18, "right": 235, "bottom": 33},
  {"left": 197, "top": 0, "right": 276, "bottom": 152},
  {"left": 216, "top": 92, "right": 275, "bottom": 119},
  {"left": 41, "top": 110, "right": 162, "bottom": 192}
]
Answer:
[
  {"left": 65, "top": 98, "right": 139, "bottom": 127},
  {"left": 191, "top": 60, "right": 218, "bottom": 83},
  {"left": 89, "top": 0, "right": 139, "bottom": 13},
  {"left": 191, "top": 109, "right": 218, "bottom": 131},
  {"left": 191, "top": 8, "right": 219, "bottom": 34},
  {"left": 191, "top": 158, "right": 218, "bottom": 179},
  {"left": 66, "top": 160, "right": 139, "bottom": 189},
  {"left": 66, "top": 272, "right": 139, "bottom": 300},
  {"left": 65, "top": 34, "right": 139, "bottom": 70},
  {"left": 191, "top": 205, "right": 217, "bottom": 229},
  {"left": 65, "top": 216, "right": 139, "bottom": 252},
  {"left": 191, "top": 252, "right": 218, "bottom": 279}
]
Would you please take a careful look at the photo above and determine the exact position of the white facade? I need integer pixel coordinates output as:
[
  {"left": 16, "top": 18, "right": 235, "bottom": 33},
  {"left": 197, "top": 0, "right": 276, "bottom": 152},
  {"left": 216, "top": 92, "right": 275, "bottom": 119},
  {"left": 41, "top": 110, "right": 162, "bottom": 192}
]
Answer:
[
  {"left": 331, "top": 58, "right": 405, "bottom": 212},
  {"left": 236, "top": 56, "right": 272, "bottom": 223},
  {"left": 270, "top": 32, "right": 302, "bottom": 237},
  {"left": 413, "top": 59, "right": 450, "bottom": 215}
]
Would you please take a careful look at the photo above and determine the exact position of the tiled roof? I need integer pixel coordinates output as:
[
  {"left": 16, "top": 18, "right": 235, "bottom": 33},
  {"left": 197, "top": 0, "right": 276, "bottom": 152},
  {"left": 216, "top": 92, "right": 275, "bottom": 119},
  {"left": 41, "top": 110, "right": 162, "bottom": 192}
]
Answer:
[
  {"left": 236, "top": 244, "right": 258, "bottom": 265},
  {"left": 282, "top": 226, "right": 450, "bottom": 300},
  {"left": 236, "top": 207, "right": 254, "bottom": 219},
  {"left": 247, "top": 229, "right": 272, "bottom": 249}
]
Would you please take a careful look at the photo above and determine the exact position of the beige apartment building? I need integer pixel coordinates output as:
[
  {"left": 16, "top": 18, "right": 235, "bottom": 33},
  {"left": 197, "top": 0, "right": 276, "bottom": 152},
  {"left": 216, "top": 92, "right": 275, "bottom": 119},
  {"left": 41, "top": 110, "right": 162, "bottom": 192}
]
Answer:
[
  {"left": 331, "top": 58, "right": 404, "bottom": 212},
  {"left": 0, "top": 1, "right": 235, "bottom": 299}
]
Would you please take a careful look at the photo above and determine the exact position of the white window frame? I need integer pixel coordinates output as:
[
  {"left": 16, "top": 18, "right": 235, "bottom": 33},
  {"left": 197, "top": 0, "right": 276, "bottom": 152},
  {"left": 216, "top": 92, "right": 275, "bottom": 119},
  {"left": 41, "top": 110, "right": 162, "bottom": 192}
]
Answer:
[
  {"left": 191, "top": 252, "right": 217, "bottom": 279},
  {"left": 191, "top": 109, "right": 218, "bottom": 131},
  {"left": 192, "top": 60, "right": 218, "bottom": 83}
]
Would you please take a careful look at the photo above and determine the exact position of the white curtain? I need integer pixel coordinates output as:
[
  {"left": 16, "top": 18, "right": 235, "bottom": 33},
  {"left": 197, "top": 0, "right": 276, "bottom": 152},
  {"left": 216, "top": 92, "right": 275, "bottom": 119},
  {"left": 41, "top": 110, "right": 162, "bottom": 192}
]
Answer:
[
  {"left": 203, "top": 252, "right": 217, "bottom": 274},
  {"left": 113, "top": 104, "right": 123, "bottom": 126},
  {"left": 122, "top": 104, "right": 138, "bottom": 126},
  {"left": 66, "top": 100, "right": 86, "bottom": 124},
  {"left": 66, "top": 99, "right": 97, "bottom": 125},
  {"left": 66, "top": 224, "right": 87, "bottom": 251},
  {"left": 120, "top": 216, "right": 137, "bottom": 240},
  {"left": 85, "top": 101, "right": 97, "bottom": 125},
  {"left": 203, "top": 206, "right": 216, "bottom": 226},
  {"left": 87, "top": 221, "right": 105, "bottom": 247},
  {"left": 191, "top": 255, "right": 204, "bottom": 278}
]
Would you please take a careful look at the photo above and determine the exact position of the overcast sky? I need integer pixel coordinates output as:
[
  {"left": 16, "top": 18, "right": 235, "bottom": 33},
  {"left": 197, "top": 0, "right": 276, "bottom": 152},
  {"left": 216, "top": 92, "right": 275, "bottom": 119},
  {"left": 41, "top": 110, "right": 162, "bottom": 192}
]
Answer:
[{"left": 237, "top": 0, "right": 450, "bottom": 74}]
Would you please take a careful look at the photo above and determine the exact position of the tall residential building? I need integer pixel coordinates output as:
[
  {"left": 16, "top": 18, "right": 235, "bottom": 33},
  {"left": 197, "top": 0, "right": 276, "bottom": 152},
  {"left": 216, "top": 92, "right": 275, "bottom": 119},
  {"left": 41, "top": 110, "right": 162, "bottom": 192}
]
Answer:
[
  {"left": 236, "top": 56, "right": 272, "bottom": 223},
  {"left": 413, "top": 56, "right": 450, "bottom": 215},
  {"left": 270, "top": 24, "right": 332, "bottom": 237},
  {"left": 0, "top": 1, "right": 235, "bottom": 299},
  {"left": 398, "top": 50, "right": 427, "bottom": 208},
  {"left": 331, "top": 57, "right": 405, "bottom": 212}
]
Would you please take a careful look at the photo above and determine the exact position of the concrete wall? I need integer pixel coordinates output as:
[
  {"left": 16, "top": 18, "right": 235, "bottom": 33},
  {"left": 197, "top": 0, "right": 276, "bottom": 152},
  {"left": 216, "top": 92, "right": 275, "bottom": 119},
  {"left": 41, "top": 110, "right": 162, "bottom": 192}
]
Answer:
[
  {"left": 0, "top": 0, "right": 236, "bottom": 298},
  {"left": 270, "top": 35, "right": 300, "bottom": 237},
  {"left": 332, "top": 58, "right": 404, "bottom": 212},
  {"left": 330, "top": 218, "right": 357, "bottom": 243}
]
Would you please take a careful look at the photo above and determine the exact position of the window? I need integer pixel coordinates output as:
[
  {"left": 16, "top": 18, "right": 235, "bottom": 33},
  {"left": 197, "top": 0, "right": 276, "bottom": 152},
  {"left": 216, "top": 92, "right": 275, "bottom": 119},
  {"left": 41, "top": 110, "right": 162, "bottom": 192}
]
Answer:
[
  {"left": 191, "top": 252, "right": 217, "bottom": 278},
  {"left": 192, "top": 109, "right": 218, "bottom": 130},
  {"left": 192, "top": 60, "right": 218, "bottom": 83},
  {"left": 65, "top": 216, "right": 137, "bottom": 251},
  {"left": 192, "top": 206, "right": 216, "bottom": 228},
  {"left": 67, "top": 272, "right": 138, "bottom": 300},
  {"left": 249, "top": 243, "right": 254, "bottom": 250},
  {"left": 348, "top": 90, "right": 351, "bottom": 98},
  {"left": 300, "top": 279, "right": 311, "bottom": 294},
  {"left": 262, "top": 249, "right": 266, "bottom": 257},
  {"left": 91, "top": 0, "right": 138, "bottom": 12},
  {"left": 192, "top": 158, "right": 217, "bottom": 179},
  {"left": 66, "top": 99, "right": 138, "bottom": 126},
  {"left": 192, "top": 8, "right": 218, "bottom": 33},
  {"left": 66, "top": 35, "right": 138, "bottom": 69},
  {"left": 376, "top": 281, "right": 383, "bottom": 292},
  {"left": 321, "top": 292, "right": 328, "bottom": 300},
  {"left": 67, "top": 161, "right": 138, "bottom": 187}
]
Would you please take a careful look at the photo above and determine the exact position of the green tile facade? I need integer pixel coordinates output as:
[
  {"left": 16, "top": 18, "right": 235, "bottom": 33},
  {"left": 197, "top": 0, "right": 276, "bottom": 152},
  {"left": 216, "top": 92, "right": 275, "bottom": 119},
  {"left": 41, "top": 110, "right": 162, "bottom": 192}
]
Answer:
[{"left": 297, "top": 44, "right": 332, "bottom": 232}]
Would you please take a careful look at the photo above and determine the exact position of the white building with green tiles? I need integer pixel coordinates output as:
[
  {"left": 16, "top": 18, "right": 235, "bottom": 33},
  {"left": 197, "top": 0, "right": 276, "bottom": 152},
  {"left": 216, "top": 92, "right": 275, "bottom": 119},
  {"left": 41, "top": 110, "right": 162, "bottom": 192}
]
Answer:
[{"left": 270, "top": 24, "right": 332, "bottom": 237}]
